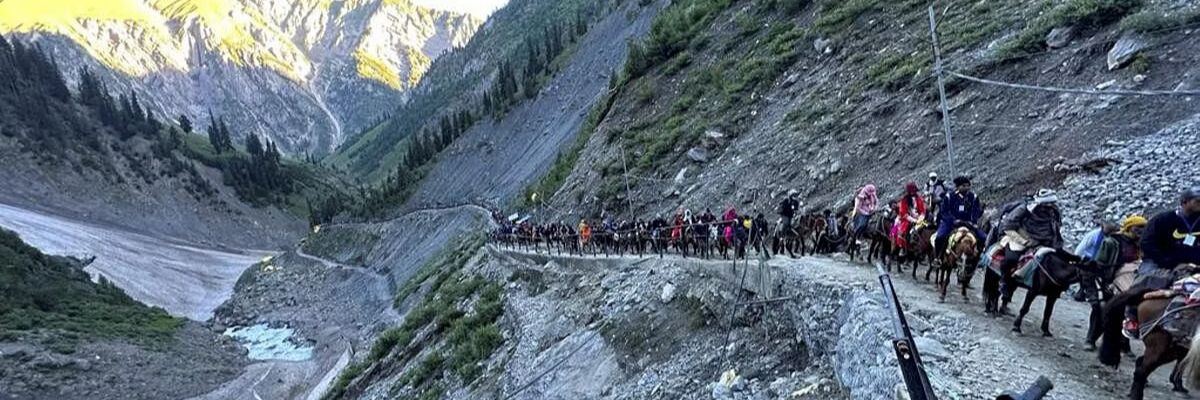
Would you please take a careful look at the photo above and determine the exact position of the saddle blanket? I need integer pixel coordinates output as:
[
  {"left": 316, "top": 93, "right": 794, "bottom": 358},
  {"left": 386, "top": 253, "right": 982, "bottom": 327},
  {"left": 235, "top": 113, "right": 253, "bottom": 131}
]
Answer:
[
  {"left": 1010, "top": 248, "right": 1056, "bottom": 287},
  {"left": 1140, "top": 297, "right": 1200, "bottom": 347}
]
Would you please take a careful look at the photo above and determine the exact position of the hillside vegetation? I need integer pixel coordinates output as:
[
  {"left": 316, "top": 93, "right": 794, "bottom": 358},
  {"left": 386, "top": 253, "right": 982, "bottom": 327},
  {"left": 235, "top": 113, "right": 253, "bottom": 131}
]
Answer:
[
  {"left": 0, "top": 34, "right": 347, "bottom": 225},
  {"left": 0, "top": 228, "right": 180, "bottom": 353},
  {"left": 534, "top": 0, "right": 1200, "bottom": 216}
]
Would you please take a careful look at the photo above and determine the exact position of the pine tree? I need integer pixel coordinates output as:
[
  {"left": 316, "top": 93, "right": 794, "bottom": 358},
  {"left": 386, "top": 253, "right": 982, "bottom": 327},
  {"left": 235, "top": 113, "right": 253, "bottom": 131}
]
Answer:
[
  {"left": 179, "top": 115, "right": 192, "bottom": 134},
  {"left": 245, "top": 134, "right": 263, "bottom": 159},
  {"left": 207, "top": 112, "right": 224, "bottom": 153}
]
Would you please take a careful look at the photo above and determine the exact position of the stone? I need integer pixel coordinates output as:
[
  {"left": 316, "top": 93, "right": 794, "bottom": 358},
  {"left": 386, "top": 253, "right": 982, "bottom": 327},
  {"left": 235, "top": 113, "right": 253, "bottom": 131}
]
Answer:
[
  {"left": 674, "top": 168, "right": 688, "bottom": 184},
  {"left": 1133, "top": 74, "right": 1147, "bottom": 83},
  {"left": 1045, "top": 27, "right": 1075, "bottom": 49},
  {"left": 914, "top": 336, "right": 949, "bottom": 361},
  {"left": 687, "top": 147, "right": 710, "bottom": 163},
  {"left": 661, "top": 283, "right": 677, "bottom": 304},
  {"left": 813, "top": 38, "right": 833, "bottom": 53},
  {"left": 827, "top": 160, "right": 842, "bottom": 175},
  {"left": 1107, "top": 34, "right": 1149, "bottom": 71},
  {"left": 1095, "top": 80, "right": 1117, "bottom": 90}
]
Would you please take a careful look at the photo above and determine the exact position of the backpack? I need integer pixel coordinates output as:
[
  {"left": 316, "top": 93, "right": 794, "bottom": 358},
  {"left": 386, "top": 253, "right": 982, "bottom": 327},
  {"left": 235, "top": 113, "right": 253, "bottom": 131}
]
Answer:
[{"left": 1094, "top": 235, "right": 1120, "bottom": 268}]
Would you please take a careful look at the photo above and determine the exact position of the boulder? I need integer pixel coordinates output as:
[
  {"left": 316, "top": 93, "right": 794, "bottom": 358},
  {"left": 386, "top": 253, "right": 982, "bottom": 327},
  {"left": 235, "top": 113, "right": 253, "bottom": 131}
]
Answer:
[
  {"left": 827, "top": 160, "right": 842, "bottom": 175},
  {"left": 913, "top": 336, "right": 949, "bottom": 361},
  {"left": 660, "top": 283, "right": 676, "bottom": 304},
  {"left": 674, "top": 168, "right": 688, "bottom": 184},
  {"left": 1045, "top": 27, "right": 1075, "bottom": 49},
  {"left": 687, "top": 147, "right": 709, "bottom": 163},
  {"left": 1107, "top": 34, "right": 1148, "bottom": 71},
  {"left": 813, "top": 38, "right": 833, "bottom": 54}
]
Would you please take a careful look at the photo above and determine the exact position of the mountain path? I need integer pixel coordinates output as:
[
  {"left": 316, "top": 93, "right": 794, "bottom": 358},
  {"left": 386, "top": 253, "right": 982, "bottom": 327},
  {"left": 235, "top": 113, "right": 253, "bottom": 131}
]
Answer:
[{"left": 487, "top": 245, "right": 1177, "bottom": 400}]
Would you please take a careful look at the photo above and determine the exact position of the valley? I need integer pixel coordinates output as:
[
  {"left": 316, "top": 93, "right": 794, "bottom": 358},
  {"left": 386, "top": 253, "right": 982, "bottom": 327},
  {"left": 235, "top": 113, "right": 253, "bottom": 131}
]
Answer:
[{"left": 4, "top": 0, "right": 1200, "bottom": 398}]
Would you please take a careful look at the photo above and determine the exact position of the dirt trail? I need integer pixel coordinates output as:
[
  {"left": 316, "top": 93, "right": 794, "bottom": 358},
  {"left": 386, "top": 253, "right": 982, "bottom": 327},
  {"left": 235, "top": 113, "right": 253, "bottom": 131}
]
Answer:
[{"left": 491, "top": 245, "right": 1174, "bottom": 400}]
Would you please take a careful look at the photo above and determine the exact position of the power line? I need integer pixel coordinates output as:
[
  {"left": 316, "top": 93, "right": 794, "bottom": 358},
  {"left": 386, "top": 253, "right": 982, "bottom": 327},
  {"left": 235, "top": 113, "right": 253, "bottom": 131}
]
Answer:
[
  {"left": 951, "top": 120, "right": 1152, "bottom": 131},
  {"left": 947, "top": 70, "right": 1200, "bottom": 96}
]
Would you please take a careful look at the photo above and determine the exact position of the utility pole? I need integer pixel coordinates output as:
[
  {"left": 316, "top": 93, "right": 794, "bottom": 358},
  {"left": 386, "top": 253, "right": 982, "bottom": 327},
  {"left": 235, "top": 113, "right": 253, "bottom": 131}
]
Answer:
[
  {"left": 620, "top": 149, "right": 634, "bottom": 214},
  {"left": 928, "top": 5, "right": 956, "bottom": 177}
]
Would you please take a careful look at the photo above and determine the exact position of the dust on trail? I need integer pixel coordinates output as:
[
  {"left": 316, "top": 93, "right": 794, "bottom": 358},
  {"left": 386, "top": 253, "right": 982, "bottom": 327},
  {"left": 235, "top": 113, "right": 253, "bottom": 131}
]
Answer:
[{"left": 0, "top": 202, "right": 271, "bottom": 321}]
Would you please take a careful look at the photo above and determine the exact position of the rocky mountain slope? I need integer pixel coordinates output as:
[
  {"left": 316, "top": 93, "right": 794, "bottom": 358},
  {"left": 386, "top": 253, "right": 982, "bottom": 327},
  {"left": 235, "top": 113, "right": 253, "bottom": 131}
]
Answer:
[
  {"left": 0, "top": 227, "right": 247, "bottom": 400},
  {"left": 0, "top": 0, "right": 481, "bottom": 154},
  {"left": 535, "top": 0, "right": 1200, "bottom": 226}
]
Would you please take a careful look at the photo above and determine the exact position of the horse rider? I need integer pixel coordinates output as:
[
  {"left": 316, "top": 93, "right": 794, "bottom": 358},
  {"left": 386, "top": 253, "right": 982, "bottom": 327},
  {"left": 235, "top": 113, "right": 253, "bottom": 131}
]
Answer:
[
  {"left": 579, "top": 218, "right": 592, "bottom": 247},
  {"left": 851, "top": 184, "right": 878, "bottom": 239},
  {"left": 894, "top": 182, "right": 927, "bottom": 254},
  {"left": 779, "top": 189, "right": 801, "bottom": 237},
  {"left": 1123, "top": 188, "right": 1200, "bottom": 339},
  {"left": 925, "top": 172, "right": 948, "bottom": 224},
  {"left": 935, "top": 176, "right": 987, "bottom": 255},
  {"left": 996, "top": 189, "right": 1064, "bottom": 310}
]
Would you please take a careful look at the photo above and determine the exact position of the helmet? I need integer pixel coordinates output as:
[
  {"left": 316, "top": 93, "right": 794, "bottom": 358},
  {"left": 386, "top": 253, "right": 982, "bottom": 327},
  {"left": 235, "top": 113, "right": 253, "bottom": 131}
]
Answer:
[
  {"left": 788, "top": 189, "right": 799, "bottom": 196},
  {"left": 929, "top": 172, "right": 938, "bottom": 178}
]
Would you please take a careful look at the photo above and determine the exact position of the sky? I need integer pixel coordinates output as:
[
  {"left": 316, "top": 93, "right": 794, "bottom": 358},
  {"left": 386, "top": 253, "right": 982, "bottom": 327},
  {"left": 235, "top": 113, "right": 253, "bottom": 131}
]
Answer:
[{"left": 413, "top": 0, "right": 509, "bottom": 18}]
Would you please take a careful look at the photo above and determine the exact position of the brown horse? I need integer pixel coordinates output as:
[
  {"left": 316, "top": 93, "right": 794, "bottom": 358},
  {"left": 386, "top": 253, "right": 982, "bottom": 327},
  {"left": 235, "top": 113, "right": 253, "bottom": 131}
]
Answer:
[
  {"left": 891, "top": 223, "right": 935, "bottom": 280},
  {"left": 937, "top": 227, "right": 979, "bottom": 303},
  {"left": 1101, "top": 292, "right": 1192, "bottom": 399}
]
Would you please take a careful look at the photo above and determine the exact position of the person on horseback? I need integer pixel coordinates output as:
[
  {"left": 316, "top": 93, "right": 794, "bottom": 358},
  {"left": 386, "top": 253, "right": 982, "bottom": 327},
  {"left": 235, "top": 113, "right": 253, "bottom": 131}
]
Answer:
[
  {"left": 1123, "top": 188, "right": 1200, "bottom": 339},
  {"left": 925, "top": 172, "right": 948, "bottom": 225},
  {"left": 893, "top": 182, "right": 927, "bottom": 253},
  {"left": 579, "top": 218, "right": 592, "bottom": 247},
  {"left": 994, "top": 189, "right": 1063, "bottom": 310},
  {"left": 852, "top": 184, "right": 879, "bottom": 239},
  {"left": 935, "top": 176, "right": 986, "bottom": 255}
]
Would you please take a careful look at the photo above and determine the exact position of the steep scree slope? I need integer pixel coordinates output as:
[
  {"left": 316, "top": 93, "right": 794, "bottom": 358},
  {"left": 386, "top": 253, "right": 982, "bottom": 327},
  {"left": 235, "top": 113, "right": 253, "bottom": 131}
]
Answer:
[
  {"left": 402, "top": 0, "right": 666, "bottom": 210},
  {"left": 544, "top": 0, "right": 1200, "bottom": 221}
]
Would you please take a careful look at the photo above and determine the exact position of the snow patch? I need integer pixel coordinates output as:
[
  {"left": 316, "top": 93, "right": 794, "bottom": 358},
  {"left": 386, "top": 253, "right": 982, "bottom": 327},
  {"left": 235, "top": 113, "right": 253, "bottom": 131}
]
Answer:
[{"left": 223, "top": 324, "right": 314, "bottom": 361}]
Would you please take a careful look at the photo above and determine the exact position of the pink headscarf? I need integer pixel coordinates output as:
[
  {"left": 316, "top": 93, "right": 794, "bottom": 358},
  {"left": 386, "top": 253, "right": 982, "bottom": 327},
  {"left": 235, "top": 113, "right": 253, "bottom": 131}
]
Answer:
[{"left": 856, "top": 184, "right": 878, "bottom": 215}]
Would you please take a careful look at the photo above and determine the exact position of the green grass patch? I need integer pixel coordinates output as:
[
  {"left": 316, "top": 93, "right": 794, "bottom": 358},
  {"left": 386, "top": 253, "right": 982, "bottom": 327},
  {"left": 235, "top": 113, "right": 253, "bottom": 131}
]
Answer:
[
  {"left": 998, "top": 0, "right": 1142, "bottom": 59},
  {"left": 0, "top": 228, "right": 182, "bottom": 353},
  {"left": 1119, "top": 9, "right": 1200, "bottom": 33},
  {"left": 813, "top": 0, "right": 884, "bottom": 35},
  {"left": 624, "top": 0, "right": 735, "bottom": 80}
]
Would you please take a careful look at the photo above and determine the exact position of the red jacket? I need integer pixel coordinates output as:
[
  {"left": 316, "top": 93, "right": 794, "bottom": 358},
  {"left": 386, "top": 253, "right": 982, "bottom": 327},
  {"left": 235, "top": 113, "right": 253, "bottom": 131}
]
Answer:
[{"left": 898, "top": 195, "right": 926, "bottom": 223}]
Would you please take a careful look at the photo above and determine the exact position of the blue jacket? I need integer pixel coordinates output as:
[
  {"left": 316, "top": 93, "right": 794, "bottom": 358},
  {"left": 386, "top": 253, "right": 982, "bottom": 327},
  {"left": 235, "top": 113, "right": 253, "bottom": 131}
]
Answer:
[{"left": 939, "top": 191, "right": 982, "bottom": 225}]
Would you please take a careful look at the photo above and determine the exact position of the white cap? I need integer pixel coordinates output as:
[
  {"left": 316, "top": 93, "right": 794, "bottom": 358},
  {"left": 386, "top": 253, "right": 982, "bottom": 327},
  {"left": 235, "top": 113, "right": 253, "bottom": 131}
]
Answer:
[{"left": 929, "top": 172, "right": 938, "bottom": 178}]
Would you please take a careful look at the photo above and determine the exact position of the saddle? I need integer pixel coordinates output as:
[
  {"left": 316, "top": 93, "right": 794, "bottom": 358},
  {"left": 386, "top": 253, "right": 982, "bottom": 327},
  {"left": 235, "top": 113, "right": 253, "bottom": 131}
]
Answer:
[
  {"left": 1138, "top": 296, "right": 1200, "bottom": 345},
  {"left": 946, "top": 227, "right": 975, "bottom": 255},
  {"left": 1010, "top": 247, "right": 1057, "bottom": 287}
]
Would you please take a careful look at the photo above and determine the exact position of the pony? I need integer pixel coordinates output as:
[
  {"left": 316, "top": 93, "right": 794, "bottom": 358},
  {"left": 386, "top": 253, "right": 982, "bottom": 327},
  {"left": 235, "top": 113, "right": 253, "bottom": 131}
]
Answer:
[
  {"left": 984, "top": 248, "right": 1092, "bottom": 336},
  {"left": 865, "top": 213, "right": 894, "bottom": 268},
  {"left": 1101, "top": 291, "right": 1193, "bottom": 399},
  {"left": 937, "top": 227, "right": 979, "bottom": 303}
]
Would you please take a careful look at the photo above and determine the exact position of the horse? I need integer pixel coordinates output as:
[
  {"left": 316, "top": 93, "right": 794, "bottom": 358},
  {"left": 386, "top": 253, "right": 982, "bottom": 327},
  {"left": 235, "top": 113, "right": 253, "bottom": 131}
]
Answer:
[
  {"left": 984, "top": 248, "right": 1091, "bottom": 336},
  {"left": 889, "top": 222, "right": 935, "bottom": 279},
  {"left": 771, "top": 219, "right": 801, "bottom": 258},
  {"left": 1101, "top": 290, "right": 1194, "bottom": 399},
  {"left": 936, "top": 227, "right": 979, "bottom": 303},
  {"left": 865, "top": 214, "right": 894, "bottom": 269}
]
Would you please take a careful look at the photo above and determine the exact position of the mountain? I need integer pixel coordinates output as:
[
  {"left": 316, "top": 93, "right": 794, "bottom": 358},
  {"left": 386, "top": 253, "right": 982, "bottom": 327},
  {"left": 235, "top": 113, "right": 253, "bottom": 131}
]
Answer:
[
  {"left": 0, "top": 0, "right": 482, "bottom": 155},
  {"left": 0, "top": 34, "right": 346, "bottom": 249}
]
